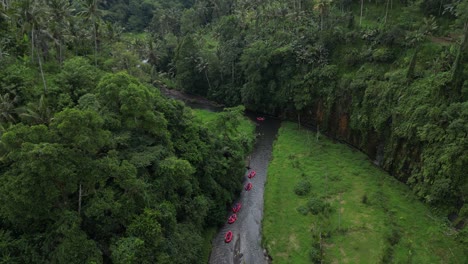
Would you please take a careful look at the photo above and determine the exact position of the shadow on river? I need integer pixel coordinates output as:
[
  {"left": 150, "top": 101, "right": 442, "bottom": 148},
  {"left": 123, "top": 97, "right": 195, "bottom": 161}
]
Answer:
[{"left": 159, "top": 88, "right": 279, "bottom": 264}]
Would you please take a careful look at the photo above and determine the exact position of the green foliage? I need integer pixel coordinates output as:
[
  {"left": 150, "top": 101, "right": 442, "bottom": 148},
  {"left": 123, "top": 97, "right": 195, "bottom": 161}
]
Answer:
[
  {"left": 297, "top": 205, "right": 310, "bottom": 215},
  {"left": 54, "top": 57, "right": 102, "bottom": 104},
  {"left": 173, "top": 35, "right": 209, "bottom": 95},
  {"left": 50, "top": 211, "right": 103, "bottom": 264},
  {"left": 294, "top": 180, "right": 312, "bottom": 196},
  {"left": 1, "top": 0, "right": 466, "bottom": 261},
  {"left": 371, "top": 47, "right": 395, "bottom": 62},
  {"left": 111, "top": 237, "right": 145, "bottom": 264},
  {"left": 0, "top": 63, "right": 37, "bottom": 105},
  {"left": 51, "top": 108, "right": 111, "bottom": 153},
  {"left": 0, "top": 61, "right": 255, "bottom": 263},
  {"left": 307, "top": 197, "right": 332, "bottom": 215}
]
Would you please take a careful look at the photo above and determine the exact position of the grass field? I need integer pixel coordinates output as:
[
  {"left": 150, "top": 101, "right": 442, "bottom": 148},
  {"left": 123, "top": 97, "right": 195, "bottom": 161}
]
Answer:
[
  {"left": 263, "top": 122, "right": 466, "bottom": 264},
  {"left": 192, "top": 108, "right": 256, "bottom": 139},
  {"left": 192, "top": 108, "right": 219, "bottom": 124}
]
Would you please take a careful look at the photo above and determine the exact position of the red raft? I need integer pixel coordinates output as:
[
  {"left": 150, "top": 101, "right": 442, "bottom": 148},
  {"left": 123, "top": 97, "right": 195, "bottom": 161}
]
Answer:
[
  {"left": 245, "top": 182, "right": 253, "bottom": 191},
  {"left": 225, "top": 231, "right": 233, "bottom": 243},
  {"left": 248, "top": 170, "right": 256, "bottom": 179},
  {"left": 232, "top": 202, "right": 242, "bottom": 213},
  {"left": 256, "top": 117, "right": 265, "bottom": 121},
  {"left": 228, "top": 214, "right": 237, "bottom": 224}
]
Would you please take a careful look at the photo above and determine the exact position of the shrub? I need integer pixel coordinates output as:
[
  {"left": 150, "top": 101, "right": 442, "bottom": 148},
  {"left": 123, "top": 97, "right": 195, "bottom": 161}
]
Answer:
[
  {"left": 344, "top": 48, "right": 361, "bottom": 66},
  {"left": 307, "top": 197, "right": 332, "bottom": 215},
  {"left": 361, "top": 194, "right": 368, "bottom": 204},
  {"left": 309, "top": 246, "right": 321, "bottom": 263},
  {"left": 372, "top": 48, "right": 395, "bottom": 63},
  {"left": 294, "top": 180, "right": 311, "bottom": 196},
  {"left": 297, "top": 205, "right": 310, "bottom": 215}
]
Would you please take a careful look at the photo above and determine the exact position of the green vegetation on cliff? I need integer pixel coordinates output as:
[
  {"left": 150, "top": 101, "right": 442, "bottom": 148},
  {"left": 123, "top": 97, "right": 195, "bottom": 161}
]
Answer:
[{"left": 263, "top": 122, "right": 466, "bottom": 263}]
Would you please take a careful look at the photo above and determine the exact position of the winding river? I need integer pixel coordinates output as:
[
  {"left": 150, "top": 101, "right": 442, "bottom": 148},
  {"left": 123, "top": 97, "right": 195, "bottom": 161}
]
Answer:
[
  {"left": 159, "top": 88, "right": 280, "bottom": 264},
  {"left": 209, "top": 113, "right": 280, "bottom": 264}
]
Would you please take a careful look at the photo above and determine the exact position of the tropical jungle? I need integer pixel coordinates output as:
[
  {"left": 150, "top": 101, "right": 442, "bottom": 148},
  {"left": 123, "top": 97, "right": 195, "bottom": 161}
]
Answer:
[{"left": 0, "top": 0, "right": 466, "bottom": 263}]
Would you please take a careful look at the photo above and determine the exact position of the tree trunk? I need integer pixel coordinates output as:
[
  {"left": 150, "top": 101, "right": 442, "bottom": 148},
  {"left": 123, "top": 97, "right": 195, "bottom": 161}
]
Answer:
[
  {"left": 438, "top": 0, "right": 444, "bottom": 16},
  {"left": 59, "top": 40, "right": 63, "bottom": 65},
  {"left": 360, "top": 0, "right": 363, "bottom": 26},
  {"left": 450, "top": 22, "right": 468, "bottom": 96},
  {"left": 406, "top": 46, "right": 420, "bottom": 81},
  {"left": 320, "top": 14, "right": 323, "bottom": 31},
  {"left": 231, "top": 61, "right": 235, "bottom": 84},
  {"left": 316, "top": 125, "right": 320, "bottom": 141},
  {"left": 78, "top": 183, "right": 82, "bottom": 215},
  {"left": 37, "top": 46, "right": 47, "bottom": 94},
  {"left": 204, "top": 69, "right": 212, "bottom": 91},
  {"left": 384, "top": 0, "right": 390, "bottom": 25},
  {"left": 31, "top": 28, "right": 35, "bottom": 63},
  {"left": 93, "top": 19, "right": 98, "bottom": 66},
  {"left": 298, "top": 113, "right": 301, "bottom": 128}
]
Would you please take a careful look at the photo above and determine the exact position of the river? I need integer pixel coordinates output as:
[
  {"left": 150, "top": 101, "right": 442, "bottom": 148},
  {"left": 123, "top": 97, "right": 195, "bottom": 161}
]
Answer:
[
  {"left": 159, "top": 88, "right": 280, "bottom": 264},
  {"left": 209, "top": 112, "right": 279, "bottom": 264}
]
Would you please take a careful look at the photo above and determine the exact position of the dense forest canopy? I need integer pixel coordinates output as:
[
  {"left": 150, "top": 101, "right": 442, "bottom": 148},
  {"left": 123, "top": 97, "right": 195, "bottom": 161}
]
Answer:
[
  {"left": 0, "top": 0, "right": 467, "bottom": 262},
  {"left": 0, "top": 0, "right": 256, "bottom": 263}
]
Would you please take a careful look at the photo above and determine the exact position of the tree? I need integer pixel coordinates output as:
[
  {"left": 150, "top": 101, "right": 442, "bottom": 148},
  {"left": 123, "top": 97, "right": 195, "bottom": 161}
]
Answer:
[
  {"left": 446, "top": 0, "right": 468, "bottom": 97},
  {"left": 174, "top": 35, "right": 204, "bottom": 94},
  {"left": 47, "top": 0, "right": 74, "bottom": 64},
  {"left": 78, "top": 0, "right": 102, "bottom": 66},
  {"left": 314, "top": 0, "right": 331, "bottom": 31},
  {"left": 406, "top": 16, "right": 437, "bottom": 80},
  {"left": 13, "top": 0, "right": 49, "bottom": 92},
  {"left": 0, "top": 93, "right": 17, "bottom": 124},
  {"left": 51, "top": 108, "right": 110, "bottom": 153},
  {"left": 360, "top": 0, "right": 363, "bottom": 26},
  {"left": 50, "top": 211, "right": 103, "bottom": 263},
  {"left": 55, "top": 57, "right": 102, "bottom": 103},
  {"left": 121, "top": 209, "right": 166, "bottom": 263},
  {"left": 17, "top": 95, "right": 53, "bottom": 125}
]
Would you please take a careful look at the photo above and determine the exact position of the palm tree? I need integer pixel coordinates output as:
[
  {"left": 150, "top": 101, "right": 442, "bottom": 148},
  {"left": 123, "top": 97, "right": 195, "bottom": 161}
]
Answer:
[
  {"left": 47, "top": 0, "right": 74, "bottom": 64},
  {"left": 13, "top": 0, "right": 49, "bottom": 92},
  {"left": 314, "top": 0, "right": 331, "bottom": 31},
  {"left": 196, "top": 56, "right": 213, "bottom": 92},
  {"left": 17, "top": 95, "right": 53, "bottom": 125},
  {"left": 0, "top": 93, "right": 17, "bottom": 124},
  {"left": 14, "top": 0, "right": 48, "bottom": 62},
  {"left": 406, "top": 16, "right": 437, "bottom": 80},
  {"left": 446, "top": 0, "right": 468, "bottom": 95},
  {"left": 78, "top": 0, "right": 102, "bottom": 66},
  {"left": 360, "top": 0, "right": 363, "bottom": 26}
]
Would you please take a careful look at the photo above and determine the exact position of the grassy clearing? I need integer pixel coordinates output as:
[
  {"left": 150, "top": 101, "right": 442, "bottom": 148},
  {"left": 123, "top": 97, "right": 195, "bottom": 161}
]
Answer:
[
  {"left": 263, "top": 122, "right": 466, "bottom": 264},
  {"left": 192, "top": 109, "right": 219, "bottom": 124},
  {"left": 192, "top": 108, "right": 256, "bottom": 138}
]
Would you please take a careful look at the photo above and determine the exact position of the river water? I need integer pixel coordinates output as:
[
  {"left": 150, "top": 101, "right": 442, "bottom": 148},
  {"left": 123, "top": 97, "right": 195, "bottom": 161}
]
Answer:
[
  {"left": 159, "top": 88, "right": 280, "bottom": 264},
  {"left": 209, "top": 113, "right": 280, "bottom": 264}
]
